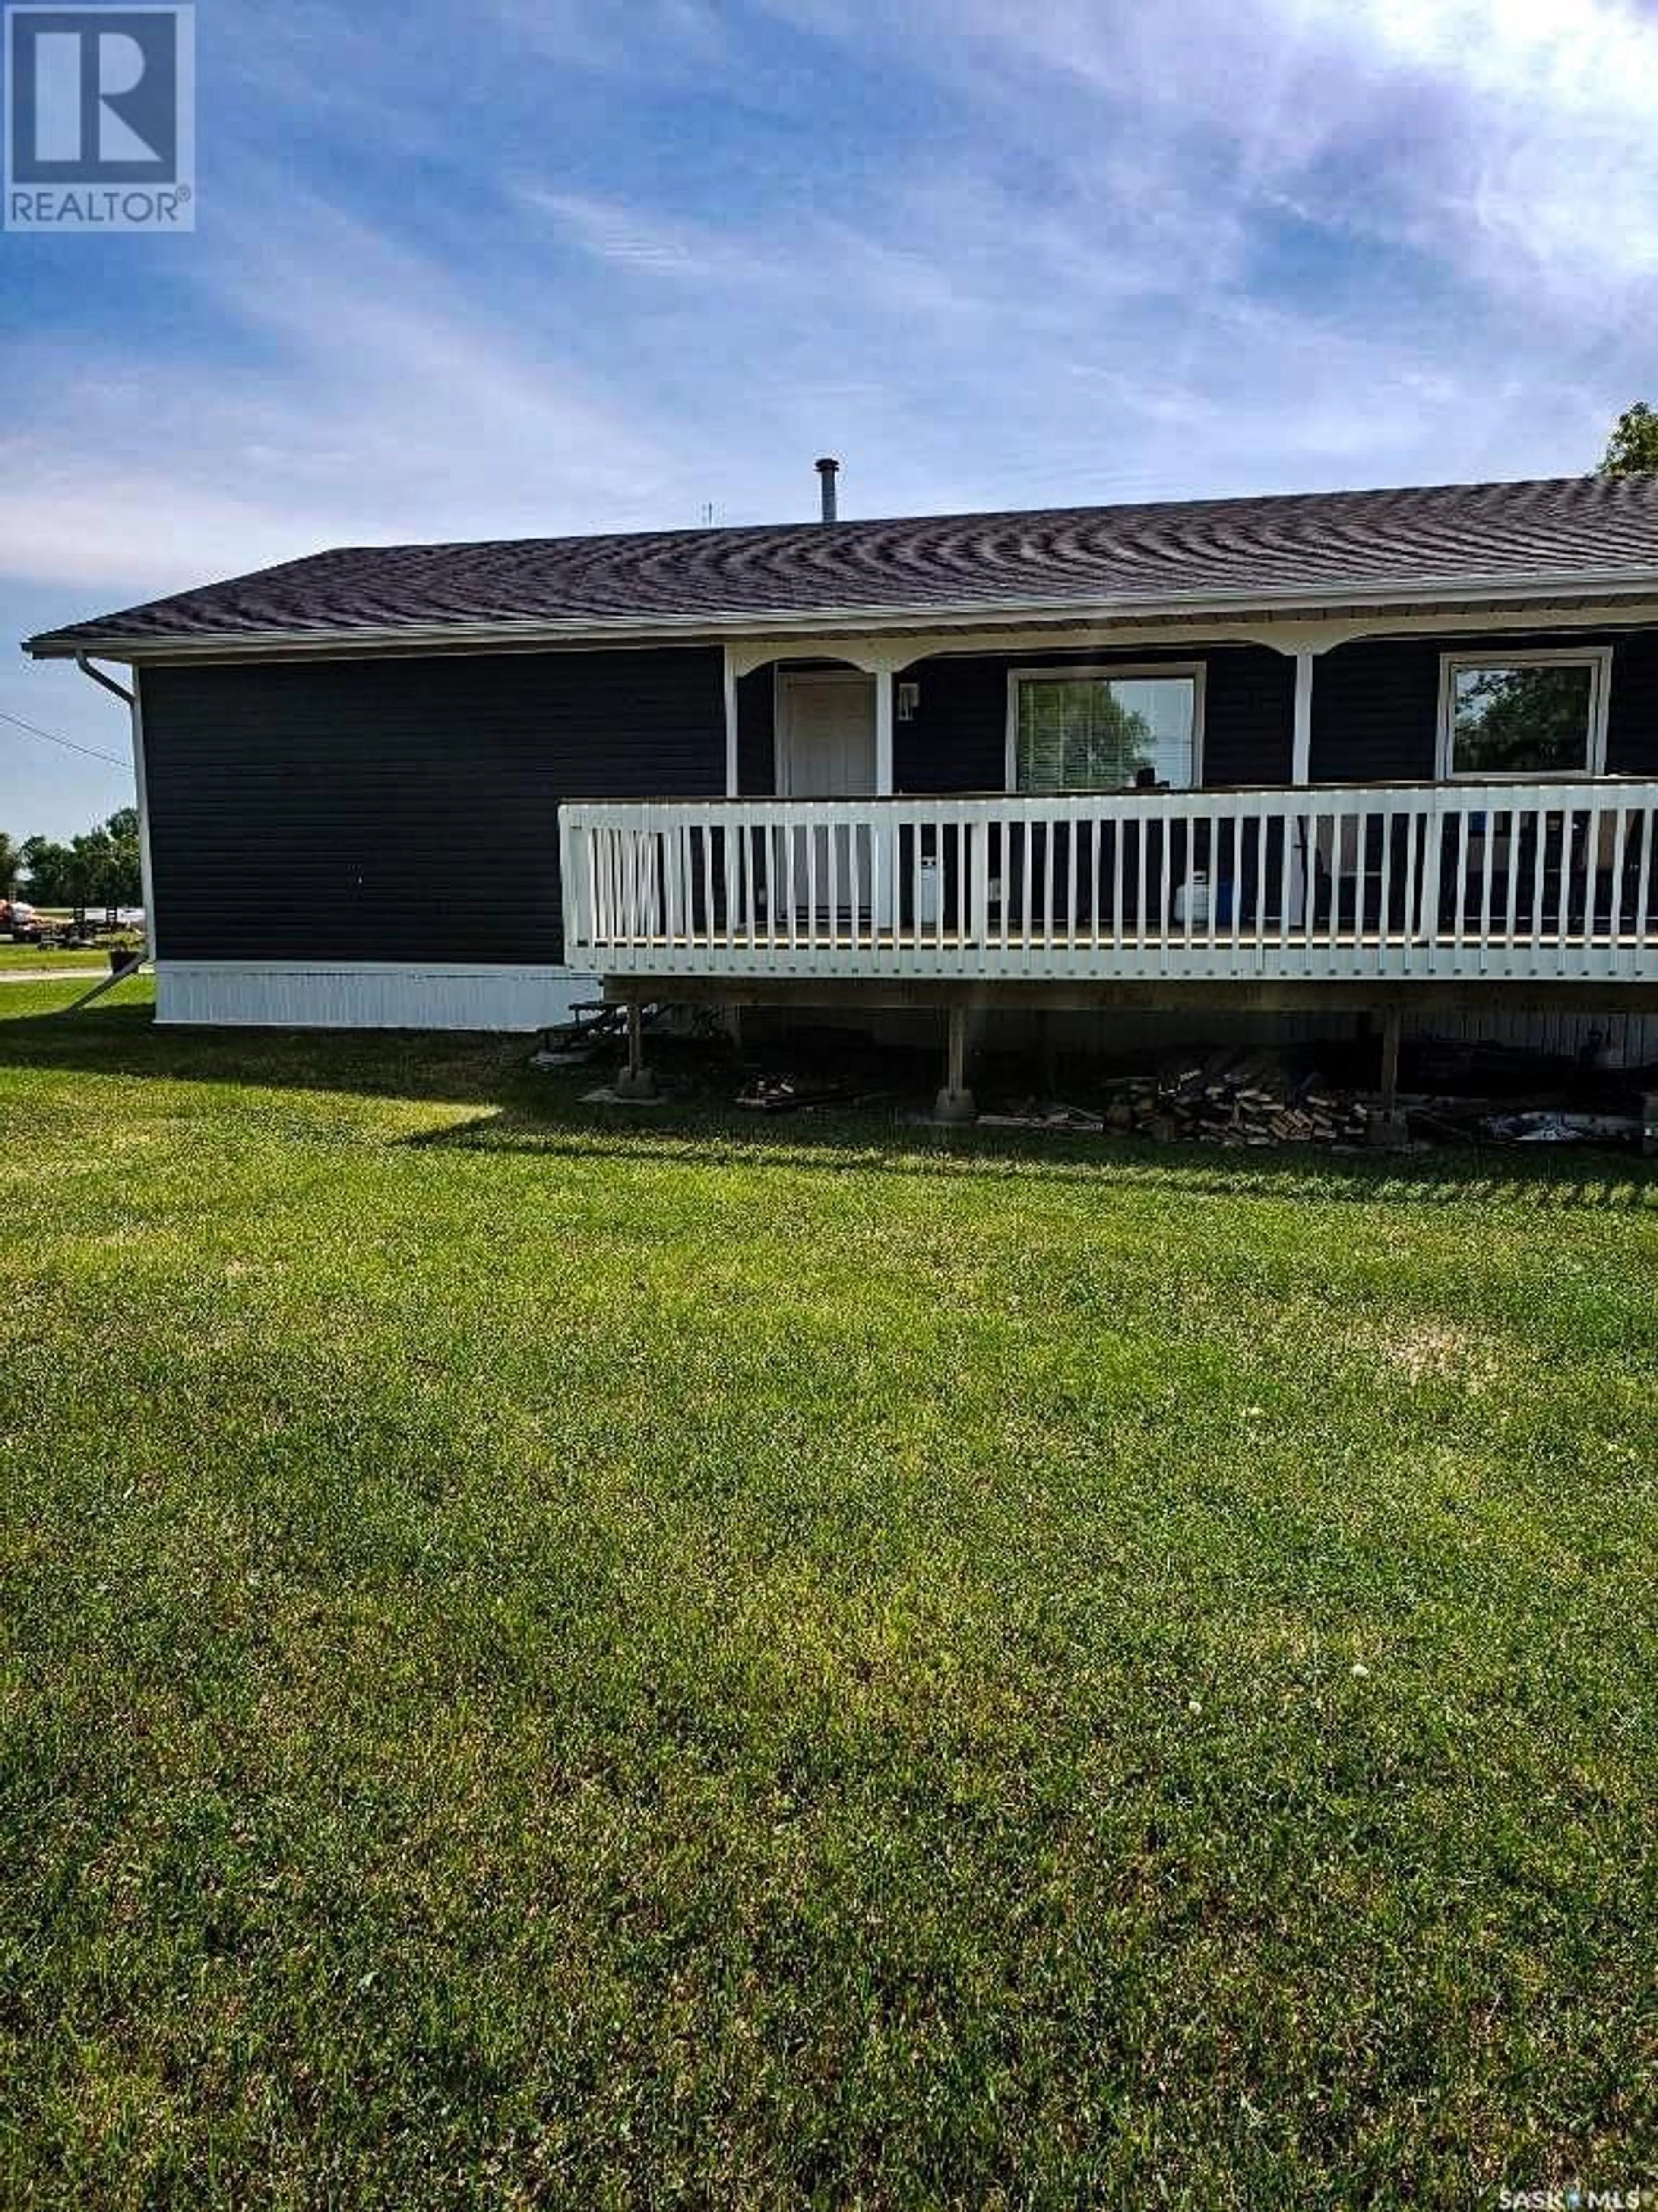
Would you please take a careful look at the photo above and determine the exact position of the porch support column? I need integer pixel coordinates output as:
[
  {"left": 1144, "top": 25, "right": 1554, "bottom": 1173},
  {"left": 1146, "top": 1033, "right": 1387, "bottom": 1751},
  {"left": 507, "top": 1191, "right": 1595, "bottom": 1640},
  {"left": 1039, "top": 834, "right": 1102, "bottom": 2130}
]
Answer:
[
  {"left": 723, "top": 647, "right": 741, "bottom": 797},
  {"left": 1289, "top": 647, "right": 1315, "bottom": 928},
  {"left": 874, "top": 666, "right": 896, "bottom": 795},
  {"left": 1291, "top": 649, "right": 1315, "bottom": 785}
]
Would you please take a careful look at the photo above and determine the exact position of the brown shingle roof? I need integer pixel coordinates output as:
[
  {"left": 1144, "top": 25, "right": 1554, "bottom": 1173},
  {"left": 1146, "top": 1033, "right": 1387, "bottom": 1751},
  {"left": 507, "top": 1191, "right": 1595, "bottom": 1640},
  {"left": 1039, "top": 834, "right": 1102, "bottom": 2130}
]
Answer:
[{"left": 27, "top": 473, "right": 1658, "bottom": 657}]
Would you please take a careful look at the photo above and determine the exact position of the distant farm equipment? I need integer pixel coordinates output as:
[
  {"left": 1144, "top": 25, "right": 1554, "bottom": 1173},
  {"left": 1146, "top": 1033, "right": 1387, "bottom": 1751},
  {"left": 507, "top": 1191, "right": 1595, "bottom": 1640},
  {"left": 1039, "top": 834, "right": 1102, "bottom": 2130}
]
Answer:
[{"left": 1, "top": 900, "right": 144, "bottom": 951}]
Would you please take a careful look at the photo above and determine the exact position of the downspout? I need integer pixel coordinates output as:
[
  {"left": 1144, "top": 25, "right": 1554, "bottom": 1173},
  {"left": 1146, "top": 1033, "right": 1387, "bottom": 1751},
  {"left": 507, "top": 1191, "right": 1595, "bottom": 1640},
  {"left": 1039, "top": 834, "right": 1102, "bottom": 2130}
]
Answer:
[
  {"left": 73, "top": 653, "right": 155, "bottom": 973},
  {"left": 73, "top": 650, "right": 133, "bottom": 710}
]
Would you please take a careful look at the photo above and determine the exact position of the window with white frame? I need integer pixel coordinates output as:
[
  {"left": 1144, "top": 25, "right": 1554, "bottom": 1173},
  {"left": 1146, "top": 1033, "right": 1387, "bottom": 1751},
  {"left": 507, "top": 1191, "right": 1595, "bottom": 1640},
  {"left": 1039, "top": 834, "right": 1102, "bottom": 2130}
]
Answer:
[
  {"left": 1010, "top": 667, "right": 1202, "bottom": 793},
  {"left": 1438, "top": 648, "right": 1611, "bottom": 779}
]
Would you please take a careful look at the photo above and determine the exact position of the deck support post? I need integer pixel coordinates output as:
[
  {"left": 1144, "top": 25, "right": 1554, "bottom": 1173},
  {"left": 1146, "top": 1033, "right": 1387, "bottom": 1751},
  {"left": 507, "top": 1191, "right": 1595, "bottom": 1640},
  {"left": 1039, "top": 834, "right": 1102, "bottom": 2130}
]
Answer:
[
  {"left": 933, "top": 1001, "right": 977, "bottom": 1124},
  {"left": 1378, "top": 1001, "right": 1403, "bottom": 1114},
  {"left": 1368, "top": 999, "right": 1409, "bottom": 1146},
  {"left": 613, "top": 1000, "right": 659, "bottom": 1100}
]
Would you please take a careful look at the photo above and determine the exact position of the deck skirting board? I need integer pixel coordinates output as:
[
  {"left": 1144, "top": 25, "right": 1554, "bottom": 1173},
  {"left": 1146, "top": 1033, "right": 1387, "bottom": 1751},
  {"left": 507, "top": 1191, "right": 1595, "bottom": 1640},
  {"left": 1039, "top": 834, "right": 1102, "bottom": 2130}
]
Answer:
[{"left": 155, "top": 963, "right": 599, "bottom": 1033}]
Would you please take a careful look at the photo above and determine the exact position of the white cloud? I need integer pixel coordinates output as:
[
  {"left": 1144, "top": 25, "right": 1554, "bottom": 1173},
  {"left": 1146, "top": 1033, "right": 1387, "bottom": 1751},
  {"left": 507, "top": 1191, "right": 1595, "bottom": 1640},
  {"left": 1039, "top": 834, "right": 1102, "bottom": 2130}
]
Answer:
[
  {"left": 10, "top": 0, "right": 1655, "bottom": 631},
  {"left": 0, "top": 204, "right": 701, "bottom": 602},
  {"left": 899, "top": 0, "right": 1658, "bottom": 312}
]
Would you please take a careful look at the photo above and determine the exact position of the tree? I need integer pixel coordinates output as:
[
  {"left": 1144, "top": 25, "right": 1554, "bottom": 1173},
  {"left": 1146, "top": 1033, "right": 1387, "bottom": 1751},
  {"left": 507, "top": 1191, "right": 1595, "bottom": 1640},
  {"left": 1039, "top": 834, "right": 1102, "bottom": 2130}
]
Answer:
[
  {"left": 1450, "top": 666, "right": 1590, "bottom": 775},
  {"left": 1598, "top": 401, "right": 1658, "bottom": 477},
  {"left": 0, "top": 833, "right": 18, "bottom": 897},
  {"left": 1018, "top": 681, "right": 1160, "bottom": 789},
  {"left": 65, "top": 828, "right": 116, "bottom": 907},
  {"left": 16, "top": 813, "right": 142, "bottom": 908},
  {"left": 104, "top": 809, "right": 143, "bottom": 904},
  {"left": 21, "top": 836, "right": 72, "bottom": 904}
]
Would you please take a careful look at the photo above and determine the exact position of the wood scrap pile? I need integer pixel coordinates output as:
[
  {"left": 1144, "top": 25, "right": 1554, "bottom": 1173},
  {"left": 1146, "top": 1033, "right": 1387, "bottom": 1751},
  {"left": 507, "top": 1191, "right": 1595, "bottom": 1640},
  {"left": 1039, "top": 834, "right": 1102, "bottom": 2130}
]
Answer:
[
  {"left": 1104, "top": 1050, "right": 1370, "bottom": 1147},
  {"left": 977, "top": 1100, "right": 1105, "bottom": 1133},
  {"left": 736, "top": 1071, "right": 892, "bottom": 1113}
]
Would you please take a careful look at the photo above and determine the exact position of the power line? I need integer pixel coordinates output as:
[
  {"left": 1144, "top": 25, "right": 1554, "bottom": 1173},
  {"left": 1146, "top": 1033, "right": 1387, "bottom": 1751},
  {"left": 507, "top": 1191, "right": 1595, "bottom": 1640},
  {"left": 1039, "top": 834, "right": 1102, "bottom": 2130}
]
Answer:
[{"left": 0, "top": 705, "right": 130, "bottom": 770}]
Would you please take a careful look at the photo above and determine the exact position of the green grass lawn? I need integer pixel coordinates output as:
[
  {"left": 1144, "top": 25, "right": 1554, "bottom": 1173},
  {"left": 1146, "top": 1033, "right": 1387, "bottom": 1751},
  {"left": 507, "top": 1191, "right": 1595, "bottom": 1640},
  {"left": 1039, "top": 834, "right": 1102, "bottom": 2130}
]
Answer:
[
  {"left": 2, "top": 979, "right": 1655, "bottom": 2208},
  {"left": 0, "top": 944, "right": 108, "bottom": 971}
]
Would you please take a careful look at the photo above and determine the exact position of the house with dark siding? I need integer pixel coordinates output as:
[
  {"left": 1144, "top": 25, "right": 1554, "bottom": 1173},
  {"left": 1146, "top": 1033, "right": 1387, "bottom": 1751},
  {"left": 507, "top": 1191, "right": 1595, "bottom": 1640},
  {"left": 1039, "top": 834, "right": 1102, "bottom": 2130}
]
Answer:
[{"left": 26, "top": 466, "right": 1658, "bottom": 1103}]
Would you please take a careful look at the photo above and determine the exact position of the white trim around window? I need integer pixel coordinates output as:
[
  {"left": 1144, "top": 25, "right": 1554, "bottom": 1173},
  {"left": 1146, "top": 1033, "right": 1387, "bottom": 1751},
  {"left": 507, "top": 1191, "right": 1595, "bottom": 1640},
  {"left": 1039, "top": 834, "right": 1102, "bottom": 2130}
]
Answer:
[
  {"left": 1435, "top": 645, "right": 1613, "bottom": 780},
  {"left": 1004, "top": 662, "right": 1207, "bottom": 793}
]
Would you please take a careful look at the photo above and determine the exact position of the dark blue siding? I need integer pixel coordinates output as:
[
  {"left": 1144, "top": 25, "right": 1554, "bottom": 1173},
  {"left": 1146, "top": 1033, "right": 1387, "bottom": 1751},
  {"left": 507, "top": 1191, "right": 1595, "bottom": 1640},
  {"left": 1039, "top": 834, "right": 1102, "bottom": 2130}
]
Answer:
[
  {"left": 737, "top": 669, "right": 776, "bottom": 795},
  {"left": 141, "top": 646, "right": 725, "bottom": 962}
]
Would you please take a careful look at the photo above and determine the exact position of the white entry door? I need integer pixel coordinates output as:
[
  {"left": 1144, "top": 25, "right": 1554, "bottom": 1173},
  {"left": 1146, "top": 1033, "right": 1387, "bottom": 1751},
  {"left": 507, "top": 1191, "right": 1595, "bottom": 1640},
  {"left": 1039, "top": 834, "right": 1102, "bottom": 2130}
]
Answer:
[{"left": 777, "top": 672, "right": 883, "bottom": 920}]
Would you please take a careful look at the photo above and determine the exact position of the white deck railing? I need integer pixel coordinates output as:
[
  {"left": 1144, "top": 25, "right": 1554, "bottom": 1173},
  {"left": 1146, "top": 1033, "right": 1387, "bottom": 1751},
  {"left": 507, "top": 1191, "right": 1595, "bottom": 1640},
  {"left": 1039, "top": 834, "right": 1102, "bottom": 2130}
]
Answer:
[{"left": 560, "top": 781, "right": 1658, "bottom": 984}]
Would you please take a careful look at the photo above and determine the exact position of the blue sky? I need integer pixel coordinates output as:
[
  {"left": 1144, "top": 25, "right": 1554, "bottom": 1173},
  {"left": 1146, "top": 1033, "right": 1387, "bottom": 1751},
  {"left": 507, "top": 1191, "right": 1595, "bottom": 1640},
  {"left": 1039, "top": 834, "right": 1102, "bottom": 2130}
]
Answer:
[{"left": 5, "top": 0, "right": 1657, "bottom": 835}]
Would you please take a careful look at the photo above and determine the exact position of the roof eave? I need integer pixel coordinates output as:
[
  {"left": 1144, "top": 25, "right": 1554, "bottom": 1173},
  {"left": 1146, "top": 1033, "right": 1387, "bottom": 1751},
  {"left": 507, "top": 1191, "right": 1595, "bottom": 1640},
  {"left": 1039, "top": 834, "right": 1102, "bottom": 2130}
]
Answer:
[{"left": 27, "top": 562, "right": 1658, "bottom": 663}]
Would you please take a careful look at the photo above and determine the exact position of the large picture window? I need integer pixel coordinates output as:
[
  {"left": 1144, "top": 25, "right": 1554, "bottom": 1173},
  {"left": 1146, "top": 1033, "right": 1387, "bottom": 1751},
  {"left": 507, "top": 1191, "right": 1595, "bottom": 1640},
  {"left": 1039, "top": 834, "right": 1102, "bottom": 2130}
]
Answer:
[
  {"left": 1438, "top": 649, "right": 1611, "bottom": 778},
  {"left": 1009, "top": 667, "right": 1202, "bottom": 793}
]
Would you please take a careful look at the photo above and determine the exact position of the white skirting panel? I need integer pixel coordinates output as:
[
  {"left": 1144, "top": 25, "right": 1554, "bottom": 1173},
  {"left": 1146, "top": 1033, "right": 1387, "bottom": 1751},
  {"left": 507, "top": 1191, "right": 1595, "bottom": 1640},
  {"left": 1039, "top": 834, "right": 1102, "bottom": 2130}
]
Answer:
[
  {"left": 155, "top": 963, "right": 601, "bottom": 1033},
  {"left": 1411, "top": 1008, "right": 1658, "bottom": 1066}
]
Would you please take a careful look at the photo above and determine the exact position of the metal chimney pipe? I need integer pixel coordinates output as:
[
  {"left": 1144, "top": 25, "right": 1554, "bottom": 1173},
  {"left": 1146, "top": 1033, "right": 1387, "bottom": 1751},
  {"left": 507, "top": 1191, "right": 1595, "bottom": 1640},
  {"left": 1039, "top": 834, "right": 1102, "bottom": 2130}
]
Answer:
[{"left": 816, "top": 456, "right": 840, "bottom": 524}]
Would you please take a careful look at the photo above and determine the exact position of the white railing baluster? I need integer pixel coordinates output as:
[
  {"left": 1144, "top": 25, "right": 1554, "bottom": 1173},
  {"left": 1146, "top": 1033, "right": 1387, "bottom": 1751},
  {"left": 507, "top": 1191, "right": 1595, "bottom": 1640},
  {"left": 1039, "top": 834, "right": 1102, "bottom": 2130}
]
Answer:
[
  {"left": 1158, "top": 808, "right": 1173, "bottom": 976},
  {"left": 1635, "top": 799, "right": 1654, "bottom": 953},
  {"left": 1262, "top": 804, "right": 1274, "bottom": 961},
  {"left": 1452, "top": 799, "right": 1470, "bottom": 963},
  {"left": 1376, "top": 806, "right": 1393, "bottom": 972},
  {"left": 1278, "top": 810, "right": 1294, "bottom": 954},
  {"left": 1188, "top": 809, "right": 1201, "bottom": 956},
  {"left": 1477, "top": 796, "right": 1496, "bottom": 976},
  {"left": 1502, "top": 806, "right": 1519, "bottom": 950},
  {"left": 1557, "top": 804, "right": 1576, "bottom": 974},
  {"left": 1530, "top": 802, "right": 1547, "bottom": 951},
  {"left": 1207, "top": 809, "right": 1220, "bottom": 962}
]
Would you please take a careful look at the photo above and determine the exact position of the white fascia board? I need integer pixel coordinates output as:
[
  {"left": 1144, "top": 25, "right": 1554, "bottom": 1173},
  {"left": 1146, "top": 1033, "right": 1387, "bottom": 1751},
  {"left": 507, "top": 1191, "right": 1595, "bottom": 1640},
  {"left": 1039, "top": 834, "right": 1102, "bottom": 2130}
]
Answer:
[{"left": 28, "top": 564, "right": 1658, "bottom": 666}]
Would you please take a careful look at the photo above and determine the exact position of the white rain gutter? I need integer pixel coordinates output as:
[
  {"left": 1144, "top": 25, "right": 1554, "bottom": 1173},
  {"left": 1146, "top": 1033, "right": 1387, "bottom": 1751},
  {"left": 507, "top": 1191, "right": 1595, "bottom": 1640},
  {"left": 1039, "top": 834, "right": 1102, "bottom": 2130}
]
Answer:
[{"left": 28, "top": 561, "right": 1658, "bottom": 665}]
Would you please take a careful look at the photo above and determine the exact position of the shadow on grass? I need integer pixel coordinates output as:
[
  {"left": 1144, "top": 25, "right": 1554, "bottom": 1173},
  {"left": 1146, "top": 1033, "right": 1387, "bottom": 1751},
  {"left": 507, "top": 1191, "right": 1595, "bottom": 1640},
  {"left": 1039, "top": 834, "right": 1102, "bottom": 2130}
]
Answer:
[
  {"left": 5, "top": 999, "right": 1655, "bottom": 1211},
  {"left": 405, "top": 1105, "right": 1658, "bottom": 1211},
  {"left": 0, "top": 999, "right": 531, "bottom": 1107}
]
